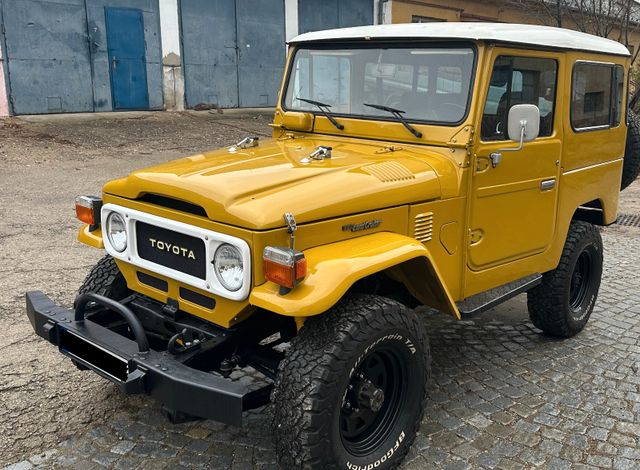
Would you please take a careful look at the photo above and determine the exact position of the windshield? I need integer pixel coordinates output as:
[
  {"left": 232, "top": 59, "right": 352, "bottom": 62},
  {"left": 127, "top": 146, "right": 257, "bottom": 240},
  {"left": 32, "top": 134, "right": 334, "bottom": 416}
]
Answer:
[{"left": 284, "top": 44, "right": 475, "bottom": 124}]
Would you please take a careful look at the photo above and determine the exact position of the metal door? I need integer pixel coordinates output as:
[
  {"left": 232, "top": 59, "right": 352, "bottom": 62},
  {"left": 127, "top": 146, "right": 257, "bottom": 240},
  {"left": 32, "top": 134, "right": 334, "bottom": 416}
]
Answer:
[
  {"left": 105, "top": 7, "right": 149, "bottom": 110},
  {"left": 298, "top": 0, "right": 373, "bottom": 34},
  {"left": 236, "top": 0, "right": 285, "bottom": 107},
  {"left": 1, "top": 0, "right": 94, "bottom": 114},
  {"left": 180, "top": 0, "right": 238, "bottom": 109},
  {"left": 469, "top": 51, "right": 562, "bottom": 270}
]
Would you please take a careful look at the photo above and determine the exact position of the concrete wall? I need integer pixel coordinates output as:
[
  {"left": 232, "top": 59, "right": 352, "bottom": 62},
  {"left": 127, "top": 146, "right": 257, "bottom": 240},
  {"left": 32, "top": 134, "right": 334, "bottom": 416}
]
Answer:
[
  {"left": 0, "top": 46, "right": 8, "bottom": 116},
  {"left": 159, "top": 0, "right": 184, "bottom": 110}
]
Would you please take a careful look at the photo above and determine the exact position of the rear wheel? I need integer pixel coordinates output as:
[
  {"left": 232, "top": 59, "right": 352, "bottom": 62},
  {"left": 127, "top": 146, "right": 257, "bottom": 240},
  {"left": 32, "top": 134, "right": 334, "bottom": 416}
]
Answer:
[
  {"left": 527, "top": 221, "right": 603, "bottom": 337},
  {"left": 622, "top": 110, "right": 640, "bottom": 191},
  {"left": 272, "top": 294, "right": 430, "bottom": 470}
]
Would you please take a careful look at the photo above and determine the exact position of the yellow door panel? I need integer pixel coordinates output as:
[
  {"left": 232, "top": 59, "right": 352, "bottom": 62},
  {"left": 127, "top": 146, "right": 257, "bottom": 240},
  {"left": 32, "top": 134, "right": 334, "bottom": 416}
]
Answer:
[{"left": 468, "top": 50, "right": 563, "bottom": 272}]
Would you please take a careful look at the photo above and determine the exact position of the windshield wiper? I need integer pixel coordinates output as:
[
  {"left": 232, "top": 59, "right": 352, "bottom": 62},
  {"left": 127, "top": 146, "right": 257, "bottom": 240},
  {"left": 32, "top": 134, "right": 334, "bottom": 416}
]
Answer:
[
  {"left": 296, "top": 97, "right": 344, "bottom": 130},
  {"left": 363, "top": 103, "right": 422, "bottom": 138}
]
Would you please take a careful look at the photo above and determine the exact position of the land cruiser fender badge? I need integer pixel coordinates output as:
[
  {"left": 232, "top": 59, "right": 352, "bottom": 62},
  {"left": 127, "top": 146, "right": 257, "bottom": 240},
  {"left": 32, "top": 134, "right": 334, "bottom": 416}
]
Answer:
[
  {"left": 284, "top": 212, "right": 297, "bottom": 249},
  {"left": 229, "top": 136, "right": 259, "bottom": 153},
  {"left": 342, "top": 219, "right": 382, "bottom": 232}
]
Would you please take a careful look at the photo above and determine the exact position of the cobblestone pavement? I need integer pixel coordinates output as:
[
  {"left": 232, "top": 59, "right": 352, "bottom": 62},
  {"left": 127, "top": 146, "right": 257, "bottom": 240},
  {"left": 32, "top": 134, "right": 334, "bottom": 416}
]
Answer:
[
  {"left": 4, "top": 225, "right": 639, "bottom": 470},
  {"left": 2, "top": 113, "right": 640, "bottom": 469}
]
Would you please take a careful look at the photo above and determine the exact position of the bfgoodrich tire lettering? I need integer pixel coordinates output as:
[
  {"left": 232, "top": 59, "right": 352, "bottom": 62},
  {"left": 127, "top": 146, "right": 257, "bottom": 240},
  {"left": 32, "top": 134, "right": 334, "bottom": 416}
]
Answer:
[
  {"left": 272, "top": 294, "right": 431, "bottom": 470},
  {"left": 527, "top": 220, "right": 603, "bottom": 338}
]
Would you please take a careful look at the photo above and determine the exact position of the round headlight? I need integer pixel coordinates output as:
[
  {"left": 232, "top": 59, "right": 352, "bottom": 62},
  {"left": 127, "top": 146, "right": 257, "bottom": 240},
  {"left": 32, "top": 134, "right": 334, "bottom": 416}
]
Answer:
[
  {"left": 214, "top": 244, "right": 244, "bottom": 291},
  {"left": 106, "top": 212, "right": 127, "bottom": 253}
]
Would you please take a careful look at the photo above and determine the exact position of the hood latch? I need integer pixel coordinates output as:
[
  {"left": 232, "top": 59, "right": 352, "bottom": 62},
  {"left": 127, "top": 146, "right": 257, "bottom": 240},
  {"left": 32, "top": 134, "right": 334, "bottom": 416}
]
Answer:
[
  {"left": 301, "top": 145, "right": 332, "bottom": 163},
  {"left": 229, "top": 136, "right": 259, "bottom": 153}
]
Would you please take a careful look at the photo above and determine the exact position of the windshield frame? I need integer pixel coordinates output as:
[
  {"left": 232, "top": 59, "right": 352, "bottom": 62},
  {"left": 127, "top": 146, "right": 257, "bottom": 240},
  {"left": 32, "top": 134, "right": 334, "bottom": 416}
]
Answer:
[{"left": 280, "top": 41, "right": 479, "bottom": 128}]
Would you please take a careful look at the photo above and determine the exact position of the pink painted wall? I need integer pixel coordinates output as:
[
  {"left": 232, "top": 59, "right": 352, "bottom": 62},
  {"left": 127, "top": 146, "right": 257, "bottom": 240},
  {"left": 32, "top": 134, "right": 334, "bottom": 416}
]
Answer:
[{"left": 0, "top": 61, "right": 8, "bottom": 116}]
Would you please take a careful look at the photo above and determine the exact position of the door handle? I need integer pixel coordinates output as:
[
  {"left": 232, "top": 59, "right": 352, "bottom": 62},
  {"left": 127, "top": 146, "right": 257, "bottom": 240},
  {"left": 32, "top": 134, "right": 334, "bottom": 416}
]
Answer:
[
  {"left": 112, "top": 56, "right": 118, "bottom": 69},
  {"left": 476, "top": 154, "right": 501, "bottom": 173},
  {"left": 540, "top": 179, "right": 556, "bottom": 191}
]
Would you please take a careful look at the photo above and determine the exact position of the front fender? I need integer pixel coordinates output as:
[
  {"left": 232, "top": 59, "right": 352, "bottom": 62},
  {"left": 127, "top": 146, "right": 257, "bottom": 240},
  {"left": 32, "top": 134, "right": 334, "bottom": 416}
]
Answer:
[
  {"left": 77, "top": 224, "right": 104, "bottom": 249},
  {"left": 249, "top": 232, "right": 460, "bottom": 319}
]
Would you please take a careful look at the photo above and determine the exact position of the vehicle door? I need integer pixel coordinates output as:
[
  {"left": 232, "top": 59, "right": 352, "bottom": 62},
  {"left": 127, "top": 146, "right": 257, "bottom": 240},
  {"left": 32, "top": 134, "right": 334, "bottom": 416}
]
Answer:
[{"left": 469, "top": 50, "right": 562, "bottom": 270}]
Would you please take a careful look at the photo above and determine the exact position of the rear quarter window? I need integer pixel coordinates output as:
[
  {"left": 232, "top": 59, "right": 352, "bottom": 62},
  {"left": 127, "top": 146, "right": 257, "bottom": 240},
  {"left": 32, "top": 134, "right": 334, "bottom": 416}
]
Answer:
[{"left": 571, "top": 62, "right": 625, "bottom": 130}]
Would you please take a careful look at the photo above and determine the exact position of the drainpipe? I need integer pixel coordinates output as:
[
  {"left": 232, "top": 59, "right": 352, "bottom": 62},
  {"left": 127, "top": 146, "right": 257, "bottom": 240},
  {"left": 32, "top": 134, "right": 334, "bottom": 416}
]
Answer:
[{"left": 378, "top": 0, "right": 390, "bottom": 24}]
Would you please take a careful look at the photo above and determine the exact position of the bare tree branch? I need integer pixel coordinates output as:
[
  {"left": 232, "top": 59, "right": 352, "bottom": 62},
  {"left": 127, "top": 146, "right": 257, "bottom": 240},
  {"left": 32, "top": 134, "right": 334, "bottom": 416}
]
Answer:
[{"left": 505, "top": 0, "right": 640, "bottom": 64}]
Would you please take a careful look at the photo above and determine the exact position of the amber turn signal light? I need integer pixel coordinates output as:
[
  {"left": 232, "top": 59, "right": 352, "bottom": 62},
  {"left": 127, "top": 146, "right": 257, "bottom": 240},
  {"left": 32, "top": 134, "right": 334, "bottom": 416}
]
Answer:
[
  {"left": 263, "top": 246, "right": 307, "bottom": 290},
  {"left": 75, "top": 195, "right": 102, "bottom": 227}
]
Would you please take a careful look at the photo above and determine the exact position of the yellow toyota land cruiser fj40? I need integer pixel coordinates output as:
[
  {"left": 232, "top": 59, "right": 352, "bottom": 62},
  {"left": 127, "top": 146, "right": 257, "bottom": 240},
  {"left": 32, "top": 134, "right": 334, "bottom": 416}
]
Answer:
[{"left": 26, "top": 23, "right": 640, "bottom": 470}]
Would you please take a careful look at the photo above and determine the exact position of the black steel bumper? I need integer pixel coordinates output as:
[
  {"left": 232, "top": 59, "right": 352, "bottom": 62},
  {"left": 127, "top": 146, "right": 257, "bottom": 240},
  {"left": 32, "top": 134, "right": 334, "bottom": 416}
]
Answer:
[{"left": 25, "top": 290, "right": 258, "bottom": 426}]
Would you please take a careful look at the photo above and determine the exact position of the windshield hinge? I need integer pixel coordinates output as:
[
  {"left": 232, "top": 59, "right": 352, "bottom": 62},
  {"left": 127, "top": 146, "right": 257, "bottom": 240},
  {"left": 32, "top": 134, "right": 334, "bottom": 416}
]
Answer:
[{"left": 448, "top": 125, "right": 475, "bottom": 168}]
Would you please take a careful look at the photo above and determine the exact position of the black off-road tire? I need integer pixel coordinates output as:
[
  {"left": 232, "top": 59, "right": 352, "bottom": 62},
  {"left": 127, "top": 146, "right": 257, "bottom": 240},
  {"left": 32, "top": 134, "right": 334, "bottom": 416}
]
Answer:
[
  {"left": 527, "top": 220, "right": 603, "bottom": 338},
  {"left": 272, "top": 294, "right": 431, "bottom": 470},
  {"left": 622, "top": 111, "right": 640, "bottom": 191},
  {"left": 77, "top": 255, "right": 129, "bottom": 300},
  {"left": 73, "top": 255, "right": 129, "bottom": 371}
]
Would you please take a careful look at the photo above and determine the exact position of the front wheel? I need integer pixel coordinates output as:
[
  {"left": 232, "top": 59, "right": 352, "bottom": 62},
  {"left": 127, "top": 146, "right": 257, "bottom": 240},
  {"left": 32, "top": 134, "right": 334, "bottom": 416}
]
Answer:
[
  {"left": 272, "top": 294, "right": 431, "bottom": 470},
  {"left": 527, "top": 220, "right": 603, "bottom": 337}
]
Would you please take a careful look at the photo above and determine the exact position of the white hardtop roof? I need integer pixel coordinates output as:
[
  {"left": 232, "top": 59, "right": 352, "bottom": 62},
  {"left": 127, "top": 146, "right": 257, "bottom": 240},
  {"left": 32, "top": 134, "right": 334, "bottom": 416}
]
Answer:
[{"left": 290, "top": 22, "right": 630, "bottom": 57}]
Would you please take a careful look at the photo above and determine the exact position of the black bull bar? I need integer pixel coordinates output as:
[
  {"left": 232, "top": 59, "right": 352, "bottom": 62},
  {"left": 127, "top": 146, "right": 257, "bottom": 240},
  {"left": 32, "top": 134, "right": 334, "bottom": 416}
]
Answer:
[{"left": 25, "top": 291, "right": 269, "bottom": 426}]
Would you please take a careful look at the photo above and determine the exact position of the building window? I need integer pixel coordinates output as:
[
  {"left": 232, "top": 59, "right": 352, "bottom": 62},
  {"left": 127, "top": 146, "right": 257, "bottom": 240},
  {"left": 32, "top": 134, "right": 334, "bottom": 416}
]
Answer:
[
  {"left": 481, "top": 56, "right": 557, "bottom": 141},
  {"left": 571, "top": 62, "right": 624, "bottom": 130},
  {"left": 411, "top": 15, "right": 445, "bottom": 23}
]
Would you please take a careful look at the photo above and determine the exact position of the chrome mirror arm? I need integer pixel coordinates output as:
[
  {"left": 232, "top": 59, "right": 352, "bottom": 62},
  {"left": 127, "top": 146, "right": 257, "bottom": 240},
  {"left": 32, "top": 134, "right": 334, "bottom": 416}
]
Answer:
[{"left": 489, "top": 122, "right": 526, "bottom": 168}]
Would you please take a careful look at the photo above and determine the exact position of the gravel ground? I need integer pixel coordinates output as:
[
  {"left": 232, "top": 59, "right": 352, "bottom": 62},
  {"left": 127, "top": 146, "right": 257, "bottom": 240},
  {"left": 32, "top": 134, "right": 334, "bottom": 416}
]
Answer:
[
  {"left": 0, "top": 112, "right": 272, "bottom": 465},
  {"left": 0, "top": 112, "right": 639, "bottom": 469}
]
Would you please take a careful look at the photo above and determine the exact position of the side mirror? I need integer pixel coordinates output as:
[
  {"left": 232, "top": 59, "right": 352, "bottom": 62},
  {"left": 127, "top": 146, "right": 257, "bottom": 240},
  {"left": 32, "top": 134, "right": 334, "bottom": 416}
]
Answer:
[
  {"left": 276, "top": 111, "right": 313, "bottom": 132},
  {"left": 507, "top": 104, "right": 540, "bottom": 142},
  {"left": 489, "top": 104, "right": 540, "bottom": 169}
]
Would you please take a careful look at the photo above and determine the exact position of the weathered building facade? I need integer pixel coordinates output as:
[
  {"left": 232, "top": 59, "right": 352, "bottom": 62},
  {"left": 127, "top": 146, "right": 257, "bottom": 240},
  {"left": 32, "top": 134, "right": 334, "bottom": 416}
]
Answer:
[
  {"left": 0, "top": 0, "right": 377, "bottom": 115},
  {"left": 0, "top": 0, "right": 635, "bottom": 116},
  {"left": 0, "top": 0, "right": 163, "bottom": 115}
]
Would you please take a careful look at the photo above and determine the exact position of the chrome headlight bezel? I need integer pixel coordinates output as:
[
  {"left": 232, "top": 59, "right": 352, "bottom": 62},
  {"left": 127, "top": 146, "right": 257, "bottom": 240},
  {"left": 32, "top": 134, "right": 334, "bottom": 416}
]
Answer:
[
  {"left": 105, "top": 211, "right": 127, "bottom": 252},
  {"left": 213, "top": 244, "right": 244, "bottom": 292}
]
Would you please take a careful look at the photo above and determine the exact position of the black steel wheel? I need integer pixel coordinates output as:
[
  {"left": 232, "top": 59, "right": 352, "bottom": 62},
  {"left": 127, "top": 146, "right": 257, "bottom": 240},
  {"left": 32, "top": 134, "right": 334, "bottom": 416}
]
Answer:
[
  {"left": 272, "top": 294, "right": 430, "bottom": 470},
  {"left": 528, "top": 220, "right": 603, "bottom": 337},
  {"left": 340, "top": 344, "right": 409, "bottom": 457}
]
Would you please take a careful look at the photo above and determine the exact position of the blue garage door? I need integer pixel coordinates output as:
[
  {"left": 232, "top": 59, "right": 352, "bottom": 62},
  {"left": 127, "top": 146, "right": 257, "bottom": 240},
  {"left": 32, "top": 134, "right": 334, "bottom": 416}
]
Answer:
[
  {"left": 0, "top": 0, "right": 94, "bottom": 114},
  {"left": 180, "top": 0, "right": 285, "bottom": 109},
  {"left": 105, "top": 7, "right": 149, "bottom": 110},
  {"left": 236, "top": 0, "right": 285, "bottom": 107},
  {"left": 298, "top": 0, "right": 373, "bottom": 34}
]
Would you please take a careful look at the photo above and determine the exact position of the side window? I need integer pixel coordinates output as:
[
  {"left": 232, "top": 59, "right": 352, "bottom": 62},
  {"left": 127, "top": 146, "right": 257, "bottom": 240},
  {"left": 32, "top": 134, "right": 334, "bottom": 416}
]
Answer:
[
  {"left": 481, "top": 56, "right": 557, "bottom": 141},
  {"left": 571, "top": 62, "right": 624, "bottom": 130},
  {"left": 613, "top": 65, "right": 624, "bottom": 127}
]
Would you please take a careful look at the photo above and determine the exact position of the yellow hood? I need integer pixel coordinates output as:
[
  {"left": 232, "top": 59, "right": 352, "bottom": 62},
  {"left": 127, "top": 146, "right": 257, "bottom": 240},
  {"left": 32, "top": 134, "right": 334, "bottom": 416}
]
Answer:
[{"left": 103, "top": 136, "right": 459, "bottom": 230}]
